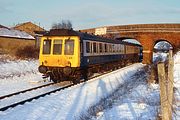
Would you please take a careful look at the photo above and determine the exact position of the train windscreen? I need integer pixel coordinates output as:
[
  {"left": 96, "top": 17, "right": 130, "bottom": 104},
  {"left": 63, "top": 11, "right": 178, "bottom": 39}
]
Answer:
[
  {"left": 43, "top": 39, "right": 51, "bottom": 54},
  {"left": 64, "top": 39, "right": 74, "bottom": 55},
  {"left": 53, "top": 40, "right": 62, "bottom": 55}
]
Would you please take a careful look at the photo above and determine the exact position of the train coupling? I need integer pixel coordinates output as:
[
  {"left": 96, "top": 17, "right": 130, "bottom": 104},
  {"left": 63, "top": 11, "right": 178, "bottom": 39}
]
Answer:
[{"left": 42, "top": 72, "right": 50, "bottom": 79}]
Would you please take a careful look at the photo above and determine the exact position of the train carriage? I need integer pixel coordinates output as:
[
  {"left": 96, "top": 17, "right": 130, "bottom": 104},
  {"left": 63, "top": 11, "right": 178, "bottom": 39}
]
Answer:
[{"left": 38, "top": 29, "right": 142, "bottom": 83}]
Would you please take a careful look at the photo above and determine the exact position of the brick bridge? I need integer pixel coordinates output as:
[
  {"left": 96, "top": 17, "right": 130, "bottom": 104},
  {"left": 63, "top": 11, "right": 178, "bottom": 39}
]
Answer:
[{"left": 81, "top": 24, "right": 180, "bottom": 64}]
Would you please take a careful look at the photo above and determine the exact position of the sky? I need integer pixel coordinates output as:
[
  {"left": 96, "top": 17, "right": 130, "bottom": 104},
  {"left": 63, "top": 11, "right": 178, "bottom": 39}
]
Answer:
[{"left": 0, "top": 0, "right": 180, "bottom": 30}]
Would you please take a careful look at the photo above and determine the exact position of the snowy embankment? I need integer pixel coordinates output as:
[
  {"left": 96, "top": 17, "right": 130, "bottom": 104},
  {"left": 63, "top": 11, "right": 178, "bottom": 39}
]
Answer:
[
  {"left": 0, "top": 63, "right": 146, "bottom": 120},
  {"left": 173, "top": 51, "right": 180, "bottom": 119},
  {"left": 86, "top": 68, "right": 159, "bottom": 120},
  {"left": 0, "top": 57, "right": 47, "bottom": 96}
]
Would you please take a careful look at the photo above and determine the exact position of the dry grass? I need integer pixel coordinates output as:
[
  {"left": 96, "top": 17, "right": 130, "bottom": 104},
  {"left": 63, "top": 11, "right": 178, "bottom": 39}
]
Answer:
[
  {"left": 0, "top": 37, "right": 37, "bottom": 59},
  {"left": 15, "top": 46, "right": 39, "bottom": 59}
]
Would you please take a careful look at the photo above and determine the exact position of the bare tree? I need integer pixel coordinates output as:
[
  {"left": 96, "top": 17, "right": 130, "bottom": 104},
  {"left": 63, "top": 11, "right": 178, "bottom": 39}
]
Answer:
[{"left": 52, "top": 20, "right": 72, "bottom": 29}]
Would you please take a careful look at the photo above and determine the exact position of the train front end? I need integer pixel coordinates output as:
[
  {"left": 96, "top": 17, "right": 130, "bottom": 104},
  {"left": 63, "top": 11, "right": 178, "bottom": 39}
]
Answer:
[{"left": 38, "top": 29, "right": 80, "bottom": 83}]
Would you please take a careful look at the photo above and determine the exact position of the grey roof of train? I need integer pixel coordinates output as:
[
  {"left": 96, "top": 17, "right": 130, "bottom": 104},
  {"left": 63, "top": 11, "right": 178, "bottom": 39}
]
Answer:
[{"left": 44, "top": 29, "right": 141, "bottom": 47}]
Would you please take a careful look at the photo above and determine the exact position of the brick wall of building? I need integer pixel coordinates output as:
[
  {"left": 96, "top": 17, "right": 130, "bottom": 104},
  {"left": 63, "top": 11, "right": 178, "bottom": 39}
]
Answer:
[{"left": 14, "top": 22, "right": 45, "bottom": 36}]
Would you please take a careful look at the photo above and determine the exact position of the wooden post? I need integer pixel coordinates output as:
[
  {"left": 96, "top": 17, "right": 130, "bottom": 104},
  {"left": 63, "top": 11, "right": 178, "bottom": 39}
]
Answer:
[
  {"left": 158, "top": 63, "right": 170, "bottom": 120},
  {"left": 167, "top": 50, "right": 174, "bottom": 119}
]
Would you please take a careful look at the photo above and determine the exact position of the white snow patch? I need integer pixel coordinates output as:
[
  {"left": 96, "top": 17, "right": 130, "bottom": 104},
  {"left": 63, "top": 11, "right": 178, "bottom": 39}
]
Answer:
[
  {"left": 172, "top": 51, "right": 180, "bottom": 119},
  {"left": 153, "top": 52, "right": 168, "bottom": 63},
  {"left": 0, "top": 28, "right": 34, "bottom": 39},
  {"left": 0, "top": 58, "right": 49, "bottom": 96}
]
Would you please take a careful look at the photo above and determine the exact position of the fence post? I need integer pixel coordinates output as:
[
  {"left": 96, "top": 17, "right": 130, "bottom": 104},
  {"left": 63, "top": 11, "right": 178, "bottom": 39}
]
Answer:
[
  {"left": 167, "top": 50, "right": 174, "bottom": 119},
  {"left": 158, "top": 62, "right": 170, "bottom": 120}
]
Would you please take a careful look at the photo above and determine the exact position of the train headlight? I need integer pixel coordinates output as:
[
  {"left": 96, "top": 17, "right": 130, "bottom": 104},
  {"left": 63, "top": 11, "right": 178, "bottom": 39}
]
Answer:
[
  {"left": 38, "top": 65, "right": 48, "bottom": 73},
  {"left": 63, "top": 66, "right": 72, "bottom": 76}
]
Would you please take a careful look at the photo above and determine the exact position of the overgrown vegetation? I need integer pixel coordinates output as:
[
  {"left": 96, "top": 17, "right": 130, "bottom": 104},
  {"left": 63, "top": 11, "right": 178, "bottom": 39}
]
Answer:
[{"left": 15, "top": 46, "right": 39, "bottom": 59}]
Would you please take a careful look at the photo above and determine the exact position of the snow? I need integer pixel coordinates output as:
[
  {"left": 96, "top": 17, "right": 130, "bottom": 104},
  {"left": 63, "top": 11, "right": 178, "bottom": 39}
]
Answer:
[
  {"left": 0, "top": 61, "right": 148, "bottom": 120},
  {"left": 153, "top": 52, "right": 168, "bottom": 63},
  {"left": 88, "top": 68, "right": 160, "bottom": 120},
  {"left": 0, "top": 57, "right": 49, "bottom": 96},
  {"left": 0, "top": 51, "right": 179, "bottom": 120},
  {"left": 0, "top": 28, "right": 34, "bottom": 39},
  {"left": 173, "top": 51, "right": 180, "bottom": 119}
]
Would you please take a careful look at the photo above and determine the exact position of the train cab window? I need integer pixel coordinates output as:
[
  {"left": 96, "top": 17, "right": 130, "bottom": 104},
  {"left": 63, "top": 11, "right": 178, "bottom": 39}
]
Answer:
[
  {"left": 43, "top": 39, "right": 51, "bottom": 54},
  {"left": 53, "top": 40, "right": 62, "bottom": 55},
  {"left": 64, "top": 39, "right": 74, "bottom": 55},
  {"left": 86, "top": 42, "right": 90, "bottom": 53}
]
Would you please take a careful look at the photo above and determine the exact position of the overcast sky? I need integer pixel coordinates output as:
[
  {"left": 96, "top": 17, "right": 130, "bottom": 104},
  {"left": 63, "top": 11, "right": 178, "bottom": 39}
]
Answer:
[{"left": 0, "top": 0, "right": 180, "bottom": 30}]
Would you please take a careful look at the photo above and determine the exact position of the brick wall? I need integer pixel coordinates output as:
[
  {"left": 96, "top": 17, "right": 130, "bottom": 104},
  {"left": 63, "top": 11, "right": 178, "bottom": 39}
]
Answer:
[{"left": 14, "top": 22, "right": 45, "bottom": 36}]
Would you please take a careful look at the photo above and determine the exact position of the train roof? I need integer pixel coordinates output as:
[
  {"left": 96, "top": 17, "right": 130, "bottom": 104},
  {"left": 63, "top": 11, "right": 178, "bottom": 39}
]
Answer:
[{"left": 44, "top": 29, "right": 142, "bottom": 47}]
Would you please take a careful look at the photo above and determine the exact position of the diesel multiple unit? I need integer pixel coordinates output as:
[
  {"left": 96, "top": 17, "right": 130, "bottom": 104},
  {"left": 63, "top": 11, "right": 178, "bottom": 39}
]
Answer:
[{"left": 38, "top": 29, "right": 142, "bottom": 83}]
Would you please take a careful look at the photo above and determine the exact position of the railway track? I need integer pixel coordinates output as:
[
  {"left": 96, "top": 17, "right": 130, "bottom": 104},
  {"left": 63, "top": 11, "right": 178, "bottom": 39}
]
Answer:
[
  {"left": 0, "top": 66, "right": 130, "bottom": 112},
  {"left": 0, "top": 82, "right": 55, "bottom": 100},
  {"left": 0, "top": 82, "right": 73, "bottom": 111}
]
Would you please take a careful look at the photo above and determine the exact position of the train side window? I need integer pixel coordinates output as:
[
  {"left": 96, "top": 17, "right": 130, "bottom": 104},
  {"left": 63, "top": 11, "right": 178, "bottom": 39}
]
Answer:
[
  {"left": 99, "top": 43, "right": 103, "bottom": 53},
  {"left": 86, "top": 42, "right": 90, "bottom": 53},
  {"left": 64, "top": 39, "right": 74, "bottom": 55},
  {"left": 121, "top": 44, "right": 124, "bottom": 53},
  {"left": 102, "top": 43, "right": 105, "bottom": 53},
  {"left": 113, "top": 44, "right": 115, "bottom": 52},
  {"left": 115, "top": 44, "right": 118, "bottom": 53},
  {"left": 93, "top": 42, "right": 97, "bottom": 53},
  {"left": 43, "top": 39, "right": 51, "bottom": 54},
  {"left": 112, "top": 44, "right": 116, "bottom": 52},
  {"left": 109, "top": 44, "right": 112, "bottom": 52},
  {"left": 105, "top": 44, "right": 107, "bottom": 52},
  {"left": 118, "top": 44, "right": 121, "bottom": 52},
  {"left": 90, "top": 42, "right": 93, "bottom": 53},
  {"left": 127, "top": 46, "right": 129, "bottom": 53},
  {"left": 53, "top": 40, "right": 62, "bottom": 55}
]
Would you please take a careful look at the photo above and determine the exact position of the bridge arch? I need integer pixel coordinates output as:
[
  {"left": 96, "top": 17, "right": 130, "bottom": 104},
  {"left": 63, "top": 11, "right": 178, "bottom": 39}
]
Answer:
[
  {"left": 154, "top": 40, "right": 173, "bottom": 50},
  {"left": 153, "top": 40, "right": 173, "bottom": 63},
  {"left": 154, "top": 39, "right": 174, "bottom": 50}
]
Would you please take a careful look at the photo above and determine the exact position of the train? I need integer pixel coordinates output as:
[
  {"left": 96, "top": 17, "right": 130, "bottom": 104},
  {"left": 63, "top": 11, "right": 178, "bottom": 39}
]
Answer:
[{"left": 38, "top": 29, "right": 142, "bottom": 83}]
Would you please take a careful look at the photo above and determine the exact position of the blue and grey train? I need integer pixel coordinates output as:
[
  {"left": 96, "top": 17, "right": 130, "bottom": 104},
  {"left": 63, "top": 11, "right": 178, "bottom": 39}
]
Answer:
[{"left": 38, "top": 29, "right": 142, "bottom": 83}]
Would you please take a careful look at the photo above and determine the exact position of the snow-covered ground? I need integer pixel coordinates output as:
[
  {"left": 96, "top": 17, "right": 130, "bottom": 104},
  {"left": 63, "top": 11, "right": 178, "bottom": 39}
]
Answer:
[
  {"left": 0, "top": 63, "right": 148, "bottom": 120},
  {"left": 0, "top": 28, "right": 34, "bottom": 39},
  {"left": 153, "top": 52, "right": 168, "bottom": 63},
  {"left": 0, "top": 56, "right": 49, "bottom": 96},
  {"left": 0, "top": 51, "right": 179, "bottom": 120},
  {"left": 173, "top": 51, "right": 180, "bottom": 119}
]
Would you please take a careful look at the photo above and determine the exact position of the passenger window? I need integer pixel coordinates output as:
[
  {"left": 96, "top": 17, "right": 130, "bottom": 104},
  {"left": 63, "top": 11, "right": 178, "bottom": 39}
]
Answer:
[
  {"left": 109, "top": 44, "right": 112, "bottom": 52},
  {"left": 121, "top": 45, "right": 124, "bottom": 53},
  {"left": 53, "top": 40, "right": 62, "bottom": 55},
  {"left": 43, "top": 39, "right": 51, "bottom": 54},
  {"left": 105, "top": 44, "right": 107, "bottom": 52},
  {"left": 99, "top": 43, "right": 103, "bottom": 53},
  {"left": 90, "top": 42, "right": 93, "bottom": 53},
  {"left": 102, "top": 43, "right": 105, "bottom": 52},
  {"left": 64, "top": 39, "right": 74, "bottom": 55},
  {"left": 93, "top": 42, "right": 97, "bottom": 53},
  {"left": 86, "top": 42, "right": 90, "bottom": 53}
]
